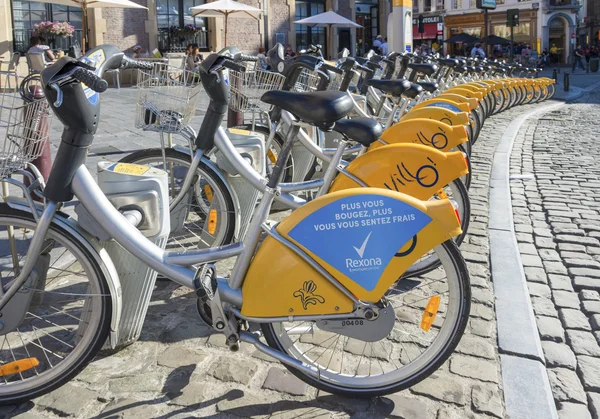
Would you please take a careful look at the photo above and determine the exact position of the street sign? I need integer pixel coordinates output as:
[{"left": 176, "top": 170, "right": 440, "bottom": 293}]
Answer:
[{"left": 476, "top": 0, "right": 496, "bottom": 9}]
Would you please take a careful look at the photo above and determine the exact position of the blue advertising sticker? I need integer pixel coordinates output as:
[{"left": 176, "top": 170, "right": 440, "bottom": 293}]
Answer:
[
  {"left": 425, "top": 102, "right": 462, "bottom": 113},
  {"left": 288, "top": 195, "right": 432, "bottom": 291}
]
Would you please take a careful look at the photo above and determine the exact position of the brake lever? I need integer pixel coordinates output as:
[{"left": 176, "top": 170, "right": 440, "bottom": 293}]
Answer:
[{"left": 49, "top": 83, "right": 63, "bottom": 107}]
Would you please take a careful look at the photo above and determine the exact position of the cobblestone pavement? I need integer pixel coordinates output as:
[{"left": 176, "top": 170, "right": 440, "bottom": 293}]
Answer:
[
  {"left": 0, "top": 88, "right": 547, "bottom": 419},
  {"left": 510, "top": 89, "right": 600, "bottom": 418}
]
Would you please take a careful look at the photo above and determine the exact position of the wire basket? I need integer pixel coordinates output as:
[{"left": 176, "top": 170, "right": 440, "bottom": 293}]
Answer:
[
  {"left": 228, "top": 69, "right": 285, "bottom": 113},
  {"left": 292, "top": 68, "right": 343, "bottom": 93},
  {"left": 135, "top": 63, "right": 204, "bottom": 133},
  {"left": 0, "top": 89, "right": 52, "bottom": 179}
]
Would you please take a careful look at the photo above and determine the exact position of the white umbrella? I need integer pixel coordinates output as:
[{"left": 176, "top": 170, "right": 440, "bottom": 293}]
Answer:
[
  {"left": 295, "top": 10, "right": 361, "bottom": 59},
  {"left": 191, "top": 0, "right": 262, "bottom": 46},
  {"left": 25, "top": 0, "right": 147, "bottom": 53}
]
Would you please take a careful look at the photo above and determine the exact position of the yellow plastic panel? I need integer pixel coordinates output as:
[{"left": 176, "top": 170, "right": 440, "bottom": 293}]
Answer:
[
  {"left": 401, "top": 107, "right": 470, "bottom": 127},
  {"left": 370, "top": 118, "right": 468, "bottom": 152},
  {"left": 330, "top": 144, "right": 468, "bottom": 200},
  {"left": 437, "top": 93, "right": 480, "bottom": 111},
  {"left": 241, "top": 188, "right": 461, "bottom": 316},
  {"left": 411, "top": 98, "right": 471, "bottom": 114}
]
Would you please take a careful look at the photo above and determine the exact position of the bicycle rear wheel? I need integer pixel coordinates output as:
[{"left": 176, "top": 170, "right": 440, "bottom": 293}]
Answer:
[
  {"left": 261, "top": 240, "right": 470, "bottom": 397},
  {"left": 0, "top": 205, "right": 111, "bottom": 404}
]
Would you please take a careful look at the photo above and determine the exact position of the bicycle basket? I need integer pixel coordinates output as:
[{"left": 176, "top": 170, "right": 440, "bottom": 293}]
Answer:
[
  {"left": 228, "top": 69, "right": 285, "bottom": 113},
  {"left": 0, "top": 89, "right": 52, "bottom": 179},
  {"left": 135, "top": 63, "right": 203, "bottom": 133},
  {"left": 292, "top": 68, "right": 343, "bottom": 93}
]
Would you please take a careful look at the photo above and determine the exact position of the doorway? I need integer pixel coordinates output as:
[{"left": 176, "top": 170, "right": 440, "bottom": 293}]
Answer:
[{"left": 549, "top": 16, "right": 567, "bottom": 64}]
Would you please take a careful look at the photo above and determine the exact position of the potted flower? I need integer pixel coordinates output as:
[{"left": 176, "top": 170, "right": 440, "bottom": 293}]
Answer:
[{"left": 33, "top": 21, "right": 75, "bottom": 48}]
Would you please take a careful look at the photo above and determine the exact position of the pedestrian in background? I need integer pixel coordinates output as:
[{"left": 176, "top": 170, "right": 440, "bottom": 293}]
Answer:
[
  {"left": 373, "top": 35, "right": 383, "bottom": 54},
  {"left": 572, "top": 45, "right": 585, "bottom": 72},
  {"left": 585, "top": 45, "right": 592, "bottom": 73},
  {"left": 521, "top": 44, "right": 531, "bottom": 65},
  {"left": 381, "top": 37, "right": 389, "bottom": 56}
]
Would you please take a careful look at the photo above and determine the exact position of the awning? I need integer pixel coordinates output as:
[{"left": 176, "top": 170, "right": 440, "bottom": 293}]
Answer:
[{"left": 413, "top": 23, "right": 439, "bottom": 40}]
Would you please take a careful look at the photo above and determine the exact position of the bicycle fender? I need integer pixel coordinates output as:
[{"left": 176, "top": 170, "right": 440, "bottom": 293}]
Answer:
[
  {"left": 370, "top": 118, "right": 468, "bottom": 152},
  {"left": 447, "top": 87, "right": 484, "bottom": 101},
  {"left": 241, "top": 188, "right": 461, "bottom": 316},
  {"left": 411, "top": 98, "right": 471, "bottom": 114},
  {"left": 436, "top": 93, "right": 480, "bottom": 112},
  {"left": 401, "top": 107, "right": 470, "bottom": 127},
  {"left": 3, "top": 198, "right": 123, "bottom": 349},
  {"left": 329, "top": 144, "right": 468, "bottom": 200}
]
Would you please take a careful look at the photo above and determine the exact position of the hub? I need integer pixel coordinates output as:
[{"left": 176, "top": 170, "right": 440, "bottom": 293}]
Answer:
[{"left": 316, "top": 302, "right": 395, "bottom": 342}]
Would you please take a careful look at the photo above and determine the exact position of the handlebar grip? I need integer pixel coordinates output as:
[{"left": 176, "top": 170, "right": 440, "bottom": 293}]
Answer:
[
  {"left": 223, "top": 60, "right": 247, "bottom": 73},
  {"left": 121, "top": 56, "right": 154, "bottom": 70},
  {"left": 72, "top": 67, "right": 108, "bottom": 93},
  {"left": 321, "top": 63, "right": 343, "bottom": 75},
  {"left": 356, "top": 63, "right": 374, "bottom": 75},
  {"left": 234, "top": 53, "right": 258, "bottom": 62}
]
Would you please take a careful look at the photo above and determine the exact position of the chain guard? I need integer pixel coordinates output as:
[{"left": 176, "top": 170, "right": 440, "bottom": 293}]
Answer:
[{"left": 316, "top": 302, "right": 395, "bottom": 342}]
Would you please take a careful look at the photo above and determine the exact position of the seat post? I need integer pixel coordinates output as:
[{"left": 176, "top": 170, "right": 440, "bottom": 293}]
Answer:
[{"left": 317, "top": 139, "right": 347, "bottom": 198}]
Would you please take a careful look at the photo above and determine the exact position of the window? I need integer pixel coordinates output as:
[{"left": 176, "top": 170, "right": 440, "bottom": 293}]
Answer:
[
  {"left": 11, "top": 1, "right": 83, "bottom": 52},
  {"left": 157, "top": 0, "right": 208, "bottom": 51},
  {"left": 453, "top": 0, "right": 462, "bottom": 9},
  {"left": 413, "top": 0, "right": 420, "bottom": 13},
  {"left": 436, "top": 0, "right": 445, "bottom": 10},
  {"left": 296, "top": 0, "right": 326, "bottom": 53},
  {"left": 424, "top": 0, "right": 432, "bottom": 11},
  {"left": 493, "top": 22, "right": 531, "bottom": 42}
]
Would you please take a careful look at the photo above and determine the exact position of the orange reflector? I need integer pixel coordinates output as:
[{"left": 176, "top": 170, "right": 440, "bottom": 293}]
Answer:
[
  {"left": 267, "top": 149, "right": 277, "bottom": 164},
  {"left": 204, "top": 185, "right": 213, "bottom": 202},
  {"left": 436, "top": 189, "right": 449, "bottom": 200},
  {"left": 420, "top": 296, "right": 441, "bottom": 332},
  {"left": 0, "top": 358, "right": 39, "bottom": 377},
  {"left": 450, "top": 199, "right": 461, "bottom": 224},
  {"left": 208, "top": 209, "right": 217, "bottom": 235}
]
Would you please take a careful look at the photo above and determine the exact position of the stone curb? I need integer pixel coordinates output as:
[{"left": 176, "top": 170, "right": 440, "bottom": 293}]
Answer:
[
  {"left": 488, "top": 102, "right": 565, "bottom": 419},
  {"left": 553, "top": 79, "right": 600, "bottom": 102}
]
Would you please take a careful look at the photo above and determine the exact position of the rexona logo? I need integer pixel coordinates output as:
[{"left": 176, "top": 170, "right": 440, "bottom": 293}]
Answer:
[
  {"left": 287, "top": 195, "right": 432, "bottom": 292},
  {"left": 346, "top": 232, "right": 383, "bottom": 271}
]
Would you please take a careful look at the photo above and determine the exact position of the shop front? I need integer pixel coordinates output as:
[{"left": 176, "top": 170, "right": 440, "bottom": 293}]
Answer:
[
  {"left": 412, "top": 15, "right": 443, "bottom": 49},
  {"left": 444, "top": 13, "right": 484, "bottom": 56}
]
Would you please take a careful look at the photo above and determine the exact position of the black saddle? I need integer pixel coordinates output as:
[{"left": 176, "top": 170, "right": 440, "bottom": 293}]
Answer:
[
  {"left": 333, "top": 118, "right": 382, "bottom": 147},
  {"left": 366, "top": 79, "right": 412, "bottom": 96},
  {"left": 261, "top": 90, "right": 353, "bottom": 130},
  {"left": 403, "top": 83, "right": 424, "bottom": 99},
  {"left": 438, "top": 58, "right": 459, "bottom": 67},
  {"left": 417, "top": 81, "right": 439, "bottom": 93},
  {"left": 407, "top": 63, "right": 439, "bottom": 77}
]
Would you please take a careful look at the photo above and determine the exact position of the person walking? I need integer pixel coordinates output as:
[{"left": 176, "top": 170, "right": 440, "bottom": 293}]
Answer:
[
  {"left": 471, "top": 43, "right": 485, "bottom": 58},
  {"left": 521, "top": 44, "right": 531, "bottom": 65},
  {"left": 585, "top": 45, "right": 592, "bottom": 73},
  {"left": 373, "top": 35, "right": 383, "bottom": 54},
  {"left": 381, "top": 37, "right": 389, "bottom": 56},
  {"left": 572, "top": 44, "right": 585, "bottom": 72}
]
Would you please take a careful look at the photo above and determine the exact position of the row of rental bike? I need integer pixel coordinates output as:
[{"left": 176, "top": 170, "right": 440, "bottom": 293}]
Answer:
[{"left": 0, "top": 42, "right": 555, "bottom": 403}]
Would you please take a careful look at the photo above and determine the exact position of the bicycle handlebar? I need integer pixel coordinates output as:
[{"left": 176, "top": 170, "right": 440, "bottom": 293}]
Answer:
[
  {"left": 72, "top": 67, "right": 108, "bottom": 93},
  {"left": 120, "top": 56, "right": 154, "bottom": 70},
  {"left": 234, "top": 53, "right": 258, "bottom": 63}
]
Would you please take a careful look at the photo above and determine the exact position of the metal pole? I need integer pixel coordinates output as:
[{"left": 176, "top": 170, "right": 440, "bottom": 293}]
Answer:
[
  {"left": 511, "top": 25, "right": 514, "bottom": 61},
  {"left": 484, "top": 9, "right": 488, "bottom": 56}
]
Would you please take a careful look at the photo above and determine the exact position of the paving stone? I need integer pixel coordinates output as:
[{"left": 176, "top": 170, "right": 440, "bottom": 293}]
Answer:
[
  {"left": 471, "top": 303, "right": 495, "bottom": 321},
  {"left": 566, "top": 330, "right": 600, "bottom": 356},
  {"left": 525, "top": 267, "right": 549, "bottom": 284},
  {"left": 316, "top": 391, "right": 370, "bottom": 413},
  {"left": 411, "top": 373, "right": 466, "bottom": 405},
  {"left": 374, "top": 395, "right": 430, "bottom": 419},
  {"left": 584, "top": 301, "right": 600, "bottom": 315},
  {"left": 589, "top": 315, "right": 600, "bottom": 331},
  {"left": 263, "top": 367, "right": 308, "bottom": 396},
  {"left": 565, "top": 259, "right": 600, "bottom": 269},
  {"left": 544, "top": 261, "right": 569, "bottom": 275},
  {"left": 99, "top": 398, "right": 161, "bottom": 419},
  {"left": 559, "top": 243, "right": 588, "bottom": 253},
  {"left": 587, "top": 392, "right": 600, "bottom": 419},
  {"left": 471, "top": 287, "right": 494, "bottom": 306},
  {"left": 519, "top": 242, "right": 539, "bottom": 255},
  {"left": 469, "top": 318, "right": 495, "bottom": 338},
  {"left": 537, "top": 316, "right": 566, "bottom": 342},
  {"left": 561, "top": 251, "right": 594, "bottom": 261},
  {"left": 109, "top": 373, "right": 165, "bottom": 393},
  {"left": 536, "top": 236, "right": 557, "bottom": 249},
  {"left": 554, "top": 291, "right": 582, "bottom": 309},
  {"left": 167, "top": 382, "right": 207, "bottom": 407},
  {"left": 208, "top": 357, "right": 258, "bottom": 385},
  {"left": 549, "top": 274, "right": 575, "bottom": 291},
  {"left": 528, "top": 283, "right": 552, "bottom": 299},
  {"left": 559, "top": 308, "right": 590, "bottom": 333},
  {"left": 471, "top": 383, "right": 504, "bottom": 418},
  {"left": 569, "top": 268, "right": 600, "bottom": 278},
  {"left": 557, "top": 402, "right": 592, "bottom": 419},
  {"left": 574, "top": 277, "right": 600, "bottom": 291},
  {"left": 38, "top": 383, "right": 98, "bottom": 417},
  {"left": 532, "top": 297, "right": 559, "bottom": 318},
  {"left": 269, "top": 405, "right": 334, "bottom": 419},
  {"left": 157, "top": 346, "right": 207, "bottom": 368},
  {"left": 581, "top": 290, "right": 600, "bottom": 301},
  {"left": 449, "top": 355, "right": 498, "bottom": 383},
  {"left": 436, "top": 407, "right": 478, "bottom": 419},
  {"left": 548, "top": 368, "right": 588, "bottom": 403},
  {"left": 542, "top": 341, "right": 577, "bottom": 369},
  {"left": 556, "top": 235, "right": 600, "bottom": 247},
  {"left": 578, "top": 356, "right": 600, "bottom": 391},
  {"left": 522, "top": 254, "right": 544, "bottom": 267},
  {"left": 517, "top": 232, "right": 534, "bottom": 243},
  {"left": 539, "top": 248, "right": 562, "bottom": 261},
  {"left": 216, "top": 390, "right": 272, "bottom": 417},
  {"left": 455, "top": 335, "right": 495, "bottom": 360}
]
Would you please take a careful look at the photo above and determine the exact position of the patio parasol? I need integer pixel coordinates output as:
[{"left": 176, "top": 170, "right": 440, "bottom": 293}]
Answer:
[
  {"left": 190, "top": 0, "right": 262, "bottom": 46},
  {"left": 480, "top": 34, "right": 511, "bottom": 45},
  {"left": 294, "top": 10, "right": 361, "bottom": 59},
  {"left": 443, "top": 33, "right": 480, "bottom": 44},
  {"left": 23, "top": 0, "right": 147, "bottom": 53}
]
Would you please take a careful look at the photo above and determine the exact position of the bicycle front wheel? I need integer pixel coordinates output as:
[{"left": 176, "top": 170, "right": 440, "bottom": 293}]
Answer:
[
  {"left": 119, "top": 148, "right": 236, "bottom": 251},
  {"left": 261, "top": 240, "right": 470, "bottom": 397},
  {"left": 0, "top": 205, "right": 111, "bottom": 404}
]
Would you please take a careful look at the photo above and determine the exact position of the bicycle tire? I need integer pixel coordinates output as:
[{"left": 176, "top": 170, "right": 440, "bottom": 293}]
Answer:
[
  {"left": 119, "top": 148, "right": 236, "bottom": 249},
  {"left": 261, "top": 239, "right": 470, "bottom": 397},
  {"left": 0, "top": 205, "right": 111, "bottom": 405}
]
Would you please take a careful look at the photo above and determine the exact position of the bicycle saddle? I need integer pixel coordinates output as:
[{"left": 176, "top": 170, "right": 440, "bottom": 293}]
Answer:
[
  {"left": 333, "top": 117, "right": 382, "bottom": 147},
  {"left": 365, "top": 79, "right": 412, "bottom": 96},
  {"left": 416, "top": 81, "right": 439, "bottom": 93},
  {"left": 408, "top": 63, "right": 439, "bottom": 77},
  {"left": 438, "top": 58, "right": 459, "bottom": 67},
  {"left": 261, "top": 90, "right": 353, "bottom": 131},
  {"left": 403, "top": 83, "right": 424, "bottom": 99}
]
